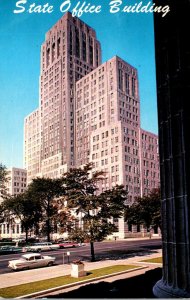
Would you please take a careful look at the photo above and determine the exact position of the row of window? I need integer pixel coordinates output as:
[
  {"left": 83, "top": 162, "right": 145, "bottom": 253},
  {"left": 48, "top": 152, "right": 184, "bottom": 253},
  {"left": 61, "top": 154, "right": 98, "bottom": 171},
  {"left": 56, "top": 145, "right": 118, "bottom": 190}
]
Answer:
[{"left": 1, "top": 224, "right": 21, "bottom": 234}]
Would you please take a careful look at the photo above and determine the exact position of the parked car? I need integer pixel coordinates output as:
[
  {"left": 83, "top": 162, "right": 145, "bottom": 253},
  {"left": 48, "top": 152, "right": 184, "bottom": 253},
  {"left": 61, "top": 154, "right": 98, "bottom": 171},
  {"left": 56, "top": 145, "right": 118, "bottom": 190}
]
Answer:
[
  {"left": 8, "top": 253, "right": 56, "bottom": 271},
  {"left": 26, "top": 242, "right": 59, "bottom": 252},
  {"left": 0, "top": 238, "right": 12, "bottom": 242},
  {"left": 27, "top": 237, "right": 39, "bottom": 243},
  {"left": 58, "top": 241, "right": 79, "bottom": 249},
  {"left": 0, "top": 245, "right": 24, "bottom": 255},
  {"left": 12, "top": 238, "right": 25, "bottom": 243}
]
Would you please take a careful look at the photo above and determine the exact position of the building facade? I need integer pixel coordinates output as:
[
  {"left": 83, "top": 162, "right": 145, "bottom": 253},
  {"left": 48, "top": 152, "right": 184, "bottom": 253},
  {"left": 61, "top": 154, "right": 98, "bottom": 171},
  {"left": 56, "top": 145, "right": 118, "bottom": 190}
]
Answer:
[
  {"left": 139, "top": 129, "right": 160, "bottom": 196},
  {"left": 153, "top": 0, "right": 190, "bottom": 297},
  {"left": 0, "top": 167, "right": 27, "bottom": 239},
  {"left": 24, "top": 109, "right": 41, "bottom": 184},
  {"left": 39, "top": 12, "right": 101, "bottom": 179},
  {"left": 75, "top": 56, "right": 141, "bottom": 202},
  {"left": 75, "top": 56, "right": 159, "bottom": 237},
  {"left": 6, "top": 167, "right": 27, "bottom": 196},
  {"left": 75, "top": 57, "right": 160, "bottom": 198},
  {"left": 24, "top": 13, "right": 160, "bottom": 238}
]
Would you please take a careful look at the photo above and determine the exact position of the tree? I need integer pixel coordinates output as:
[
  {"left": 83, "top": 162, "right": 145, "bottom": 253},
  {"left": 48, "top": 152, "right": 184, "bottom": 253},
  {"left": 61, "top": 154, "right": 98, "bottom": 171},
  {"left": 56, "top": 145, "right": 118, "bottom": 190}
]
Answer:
[
  {"left": 63, "top": 163, "right": 128, "bottom": 261},
  {"left": 27, "top": 177, "right": 66, "bottom": 242},
  {"left": 0, "top": 163, "right": 9, "bottom": 200},
  {"left": 52, "top": 198, "right": 76, "bottom": 236},
  {"left": 0, "top": 192, "right": 42, "bottom": 242},
  {"left": 125, "top": 188, "right": 161, "bottom": 237},
  {"left": 0, "top": 197, "right": 16, "bottom": 234}
]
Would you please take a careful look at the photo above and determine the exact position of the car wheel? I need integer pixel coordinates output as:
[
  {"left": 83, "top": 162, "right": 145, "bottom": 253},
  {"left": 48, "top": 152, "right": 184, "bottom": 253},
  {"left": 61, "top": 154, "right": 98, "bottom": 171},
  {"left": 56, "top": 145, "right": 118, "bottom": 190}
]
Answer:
[
  {"left": 37, "top": 249, "right": 41, "bottom": 252},
  {"left": 60, "top": 246, "right": 64, "bottom": 249},
  {"left": 72, "top": 245, "right": 76, "bottom": 248},
  {"left": 12, "top": 268, "right": 18, "bottom": 272},
  {"left": 47, "top": 261, "right": 53, "bottom": 267}
]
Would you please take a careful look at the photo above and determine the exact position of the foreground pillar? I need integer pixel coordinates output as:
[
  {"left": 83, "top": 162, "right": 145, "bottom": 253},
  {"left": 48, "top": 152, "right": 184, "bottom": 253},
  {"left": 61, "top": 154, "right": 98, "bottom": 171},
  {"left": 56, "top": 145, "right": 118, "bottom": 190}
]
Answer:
[{"left": 153, "top": 0, "right": 190, "bottom": 297}]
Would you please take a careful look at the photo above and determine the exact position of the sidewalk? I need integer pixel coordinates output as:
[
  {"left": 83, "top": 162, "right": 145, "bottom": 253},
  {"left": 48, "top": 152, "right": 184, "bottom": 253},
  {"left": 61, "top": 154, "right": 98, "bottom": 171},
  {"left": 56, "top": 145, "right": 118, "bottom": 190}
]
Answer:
[{"left": 0, "top": 249, "right": 162, "bottom": 289}]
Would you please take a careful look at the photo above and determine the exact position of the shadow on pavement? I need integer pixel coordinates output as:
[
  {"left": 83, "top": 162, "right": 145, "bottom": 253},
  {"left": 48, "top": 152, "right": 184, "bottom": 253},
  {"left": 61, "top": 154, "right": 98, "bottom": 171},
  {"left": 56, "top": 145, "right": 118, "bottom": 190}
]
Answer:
[
  {"left": 78, "top": 247, "right": 161, "bottom": 262},
  {"left": 46, "top": 268, "right": 162, "bottom": 298}
]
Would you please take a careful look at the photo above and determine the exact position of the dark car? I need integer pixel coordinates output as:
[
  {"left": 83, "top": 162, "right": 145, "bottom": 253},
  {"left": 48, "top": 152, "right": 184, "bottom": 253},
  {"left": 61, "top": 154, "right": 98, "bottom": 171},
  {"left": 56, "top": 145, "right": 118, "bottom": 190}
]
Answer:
[
  {"left": 0, "top": 238, "right": 13, "bottom": 242},
  {"left": 0, "top": 245, "right": 23, "bottom": 255}
]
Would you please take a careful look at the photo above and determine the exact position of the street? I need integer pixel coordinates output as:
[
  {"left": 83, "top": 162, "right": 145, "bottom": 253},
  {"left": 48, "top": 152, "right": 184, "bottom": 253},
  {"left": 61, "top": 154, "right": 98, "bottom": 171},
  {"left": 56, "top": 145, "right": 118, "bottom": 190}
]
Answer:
[{"left": 0, "top": 239, "right": 161, "bottom": 274}]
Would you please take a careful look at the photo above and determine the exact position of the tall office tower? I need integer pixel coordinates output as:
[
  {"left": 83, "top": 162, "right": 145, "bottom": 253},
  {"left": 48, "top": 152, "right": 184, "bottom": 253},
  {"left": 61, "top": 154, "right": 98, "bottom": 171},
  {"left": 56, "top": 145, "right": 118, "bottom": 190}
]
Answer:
[
  {"left": 76, "top": 56, "right": 140, "bottom": 198},
  {"left": 40, "top": 12, "right": 101, "bottom": 178},
  {"left": 24, "top": 108, "right": 41, "bottom": 184},
  {"left": 24, "top": 13, "right": 160, "bottom": 238},
  {"left": 139, "top": 129, "right": 160, "bottom": 196},
  {"left": 75, "top": 56, "right": 141, "bottom": 237}
]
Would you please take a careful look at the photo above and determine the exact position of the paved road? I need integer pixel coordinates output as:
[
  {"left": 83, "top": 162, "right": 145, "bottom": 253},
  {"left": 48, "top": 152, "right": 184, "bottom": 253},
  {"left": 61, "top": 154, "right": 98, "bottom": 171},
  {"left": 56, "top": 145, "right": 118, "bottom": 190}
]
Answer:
[{"left": 0, "top": 239, "right": 161, "bottom": 274}]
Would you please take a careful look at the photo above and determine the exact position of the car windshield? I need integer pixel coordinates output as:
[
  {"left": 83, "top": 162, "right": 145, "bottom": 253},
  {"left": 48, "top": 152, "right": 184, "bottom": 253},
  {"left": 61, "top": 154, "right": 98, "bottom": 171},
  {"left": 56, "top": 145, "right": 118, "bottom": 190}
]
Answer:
[{"left": 20, "top": 256, "right": 27, "bottom": 261}]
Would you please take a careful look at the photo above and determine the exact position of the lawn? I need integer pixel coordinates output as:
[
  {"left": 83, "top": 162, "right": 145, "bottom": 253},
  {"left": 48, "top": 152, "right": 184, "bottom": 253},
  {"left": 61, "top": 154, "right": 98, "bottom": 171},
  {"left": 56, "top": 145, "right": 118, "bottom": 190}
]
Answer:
[
  {"left": 141, "top": 257, "right": 162, "bottom": 264},
  {"left": 0, "top": 264, "right": 139, "bottom": 298}
]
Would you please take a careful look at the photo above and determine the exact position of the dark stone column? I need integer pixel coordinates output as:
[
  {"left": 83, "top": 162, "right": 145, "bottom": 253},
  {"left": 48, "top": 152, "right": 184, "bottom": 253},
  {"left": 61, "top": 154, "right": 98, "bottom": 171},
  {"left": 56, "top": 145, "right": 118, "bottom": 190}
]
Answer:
[{"left": 153, "top": 0, "right": 190, "bottom": 297}]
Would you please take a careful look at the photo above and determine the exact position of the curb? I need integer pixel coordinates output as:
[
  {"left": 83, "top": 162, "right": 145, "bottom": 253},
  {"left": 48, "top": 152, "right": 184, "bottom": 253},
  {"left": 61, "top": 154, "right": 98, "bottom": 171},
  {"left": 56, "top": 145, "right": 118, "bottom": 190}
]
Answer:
[
  {"left": 16, "top": 266, "right": 148, "bottom": 299},
  {"left": 138, "top": 261, "right": 162, "bottom": 265}
]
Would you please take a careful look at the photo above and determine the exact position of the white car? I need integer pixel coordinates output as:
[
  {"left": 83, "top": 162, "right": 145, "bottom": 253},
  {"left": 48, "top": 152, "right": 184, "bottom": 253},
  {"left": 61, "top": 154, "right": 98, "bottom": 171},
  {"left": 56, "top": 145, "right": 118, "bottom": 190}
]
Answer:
[
  {"left": 26, "top": 242, "right": 59, "bottom": 252},
  {"left": 8, "top": 253, "right": 56, "bottom": 271}
]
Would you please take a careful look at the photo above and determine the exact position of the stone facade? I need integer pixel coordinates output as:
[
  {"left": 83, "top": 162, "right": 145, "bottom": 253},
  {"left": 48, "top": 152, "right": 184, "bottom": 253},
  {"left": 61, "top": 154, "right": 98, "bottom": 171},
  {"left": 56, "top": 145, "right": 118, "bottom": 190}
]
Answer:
[
  {"left": 39, "top": 12, "right": 101, "bottom": 178},
  {"left": 139, "top": 129, "right": 160, "bottom": 196},
  {"left": 24, "top": 13, "right": 160, "bottom": 238},
  {"left": 153, "top": 0, "right": 190, "bottom": 297},
  {"left": 0, "top": 167, "right": 27, "bottom": 239},
  {"left": 6, "top": 167, "right": 27, "bottom": 196},
  {"left": 75, "top": 56, "right": 160, "bottom": 202},
  {"left": 24, "top": 109, "right": 41, "bottom": 184}
]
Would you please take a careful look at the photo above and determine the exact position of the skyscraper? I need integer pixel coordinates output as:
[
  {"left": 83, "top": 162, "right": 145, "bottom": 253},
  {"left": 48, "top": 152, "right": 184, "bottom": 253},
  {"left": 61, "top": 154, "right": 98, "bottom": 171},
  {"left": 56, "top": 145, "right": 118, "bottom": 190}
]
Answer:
[
  {"left": 39, "top": 12, "right": 101, "bottom": 178},
  {"left": 75, "top": 56, "right": 141, "bottom": 202},
  {"left": 24, "top": 12, "right": 160, "bottom": 238},
  {"left": 75, "top": 56, "right": 159, "bottom": 237}
]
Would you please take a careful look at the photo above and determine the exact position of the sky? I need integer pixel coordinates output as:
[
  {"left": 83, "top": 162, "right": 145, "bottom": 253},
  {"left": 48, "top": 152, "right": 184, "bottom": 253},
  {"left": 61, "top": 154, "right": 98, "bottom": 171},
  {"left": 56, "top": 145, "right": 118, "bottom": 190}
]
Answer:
[{"left": 0, "top": 0, "right": 158, "bottom": 169}]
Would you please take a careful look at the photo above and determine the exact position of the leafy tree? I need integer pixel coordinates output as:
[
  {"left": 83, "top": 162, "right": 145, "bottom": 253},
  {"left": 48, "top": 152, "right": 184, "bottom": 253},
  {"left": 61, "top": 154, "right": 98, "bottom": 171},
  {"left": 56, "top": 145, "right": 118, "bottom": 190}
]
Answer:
[
  {"left": 0, "top": 192, "right": 42, "bottom": 242},
  {"left": 0, "top": 197, "right": 16, "bottom": 233},
  {"left": 125, "top": 188, "right": 161, "bottom": 237},
  {"left": 0, "top": 163, "right": 9, "bottom": 200},
  {"left": 63, "top": 163, "right": 128, "bottom": 261},
  {"left": 52, "top": 198, "right": 76, "bottom": 236},
  {"left": 27, "top": 177, "right": 66, "bottom": 242},
  {"left": 68, "top": 228, "right": 87, "bottom": 244}
]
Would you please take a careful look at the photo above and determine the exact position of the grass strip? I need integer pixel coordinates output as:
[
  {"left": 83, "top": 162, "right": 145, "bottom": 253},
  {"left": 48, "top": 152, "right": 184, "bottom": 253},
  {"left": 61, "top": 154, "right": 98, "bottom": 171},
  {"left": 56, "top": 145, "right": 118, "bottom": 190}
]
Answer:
[
  {"left": 0, "top": 264, "right": 138, "bottom": 298},
  {"left": 141, "top": 257, "right": 162, "bottom": 264}
]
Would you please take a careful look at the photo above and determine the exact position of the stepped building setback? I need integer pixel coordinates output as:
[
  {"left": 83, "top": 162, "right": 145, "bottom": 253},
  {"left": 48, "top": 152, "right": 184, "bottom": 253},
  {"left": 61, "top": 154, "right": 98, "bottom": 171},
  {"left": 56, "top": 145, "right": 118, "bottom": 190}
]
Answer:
[{"left": 24, "top": 12, "right": 160, "bottom": 238}]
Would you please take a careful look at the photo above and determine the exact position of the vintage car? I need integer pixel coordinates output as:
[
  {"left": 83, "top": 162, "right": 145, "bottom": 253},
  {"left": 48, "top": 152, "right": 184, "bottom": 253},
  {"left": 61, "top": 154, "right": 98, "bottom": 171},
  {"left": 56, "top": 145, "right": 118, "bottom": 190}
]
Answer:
[
  {"left": 58, "top": 241, "right": 79, "bottom": 249},
  {"left": 0, "top": 245, "right": 24, "bottom": 255},
  {"left": 26, "top": 242, "right": 59, "bottom": 252},
  {"left": 8, "top": 253, "right": 56, "bottom": 270}
]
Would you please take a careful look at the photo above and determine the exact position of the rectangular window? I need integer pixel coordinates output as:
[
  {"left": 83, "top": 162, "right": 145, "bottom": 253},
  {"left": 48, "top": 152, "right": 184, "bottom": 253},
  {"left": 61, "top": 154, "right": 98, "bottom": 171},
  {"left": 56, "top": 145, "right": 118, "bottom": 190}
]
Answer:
[
  {"left": 132, "top": 77, "right": 136, "bottom": 97},
  {"left": 119, "top": 69, "right": 123, "bottom": 90},
  {"left": 75, "top": 28, "right": 80, "bottom": 58},
  {"left": 125, "top": 73, "right": 129, "bottom": 94}
]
